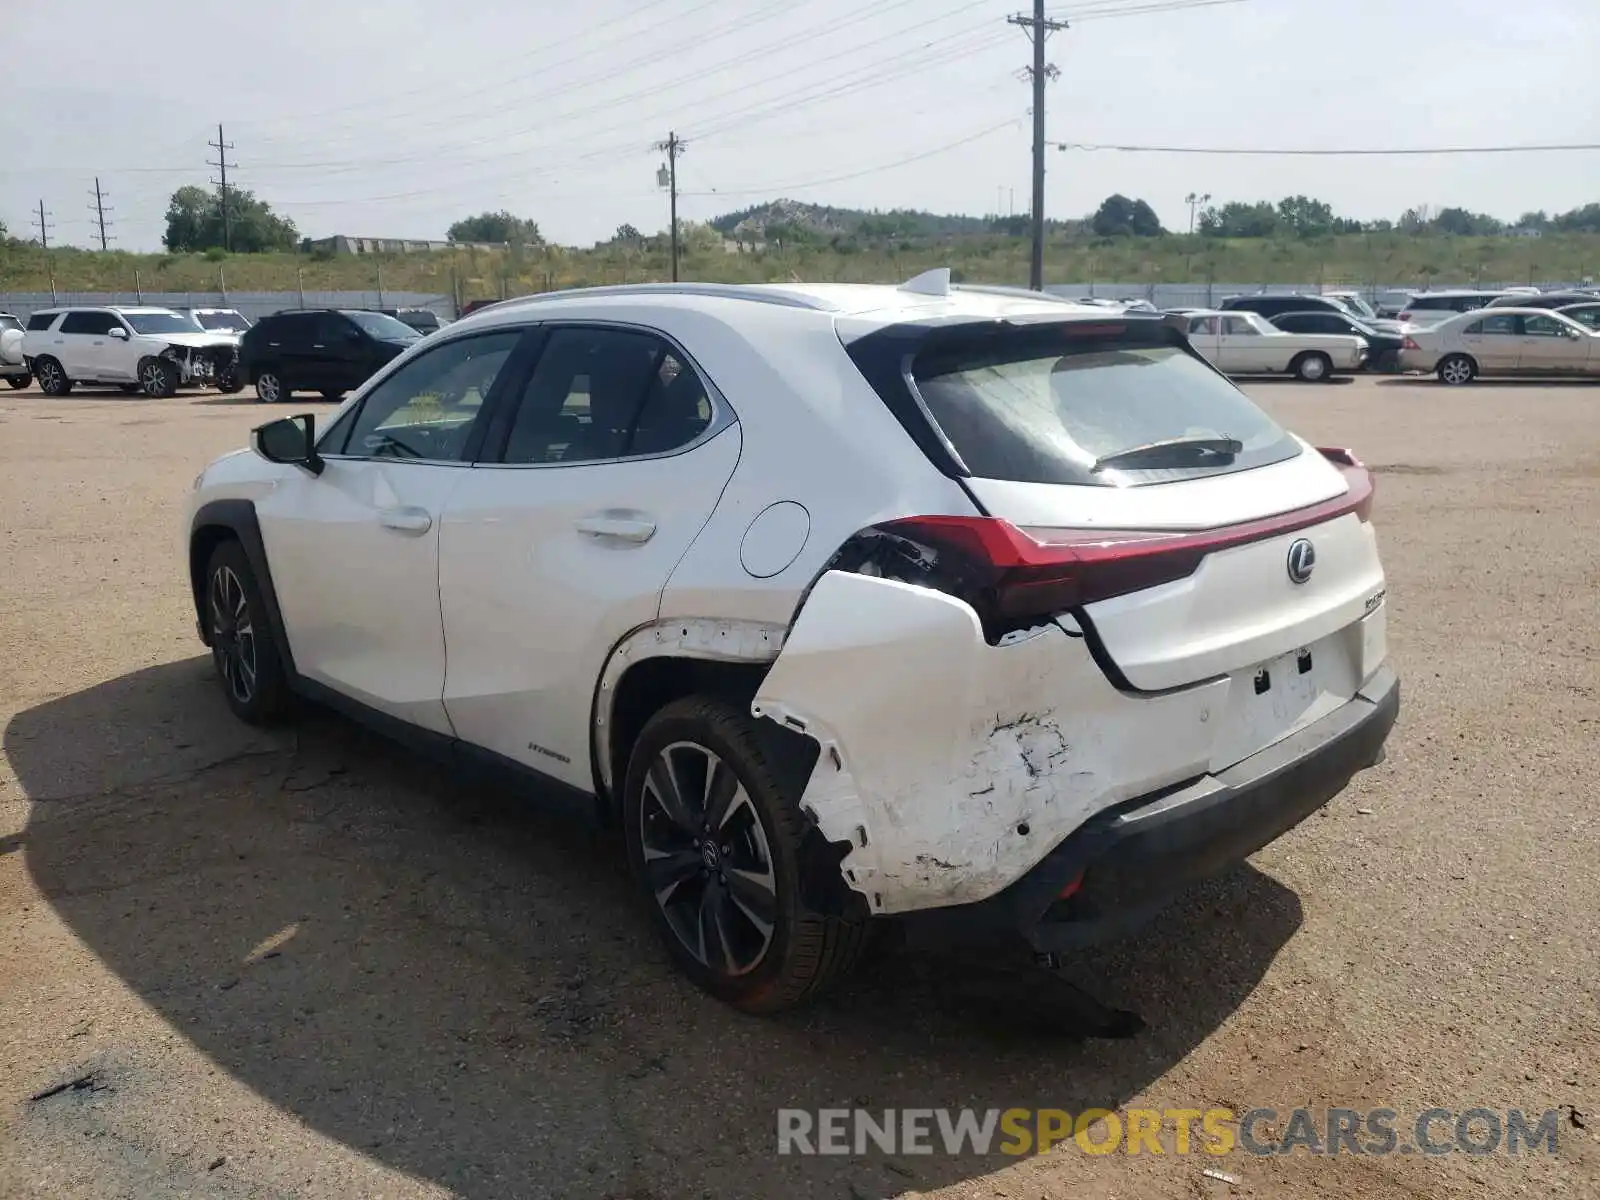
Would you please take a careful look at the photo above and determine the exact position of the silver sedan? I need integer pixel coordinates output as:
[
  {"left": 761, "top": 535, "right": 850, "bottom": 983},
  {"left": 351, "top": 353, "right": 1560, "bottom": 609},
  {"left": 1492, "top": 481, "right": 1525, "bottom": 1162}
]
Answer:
[{"left": 1399, "top": 307, "right": 1600, "bottom": 385}]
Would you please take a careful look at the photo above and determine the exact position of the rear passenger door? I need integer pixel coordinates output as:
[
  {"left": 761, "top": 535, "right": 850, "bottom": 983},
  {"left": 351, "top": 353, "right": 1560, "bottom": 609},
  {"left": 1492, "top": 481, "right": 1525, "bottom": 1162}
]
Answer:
[
  {"left": 438, "top": 324, "right": 741, "bottom": 787},
  {"left": 1459, "top": 313, "right": 1520, "bottom": 371},
  {"left": 56, "top": 311, "right": 116, "bottom": 378},
  {"left": 1185, "top": 315, "right": 1221, "bottom": 364}
]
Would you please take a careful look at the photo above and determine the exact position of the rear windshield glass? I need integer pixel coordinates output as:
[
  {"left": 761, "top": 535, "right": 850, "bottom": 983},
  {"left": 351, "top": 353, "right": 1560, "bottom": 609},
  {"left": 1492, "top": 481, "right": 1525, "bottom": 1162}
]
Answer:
[{"left": 907, "top": 326, "right": 1299, "bottom": 487}]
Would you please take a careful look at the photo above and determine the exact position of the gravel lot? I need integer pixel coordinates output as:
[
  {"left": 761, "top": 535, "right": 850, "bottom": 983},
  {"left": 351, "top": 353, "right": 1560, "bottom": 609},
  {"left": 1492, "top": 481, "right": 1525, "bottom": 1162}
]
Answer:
[{"left": 1, "top": 376, "right": 1596, "bottom": 1200}]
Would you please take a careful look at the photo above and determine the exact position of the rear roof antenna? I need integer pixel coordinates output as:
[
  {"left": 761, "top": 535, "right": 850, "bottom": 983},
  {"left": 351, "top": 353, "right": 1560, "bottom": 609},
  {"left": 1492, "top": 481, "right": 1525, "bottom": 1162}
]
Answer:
[{"left": 898, "top": 267, "right": 951, "bottom": 297}]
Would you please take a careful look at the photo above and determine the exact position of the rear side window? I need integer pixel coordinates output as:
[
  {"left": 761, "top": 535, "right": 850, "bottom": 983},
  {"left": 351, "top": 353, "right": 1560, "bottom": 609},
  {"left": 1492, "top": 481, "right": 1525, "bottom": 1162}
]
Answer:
[
  {"left": 27, "top": 312, "right": 59, "bottom": 331},
  {"left": 1465, "top": 315, "right": 1518, "bottom": 336},
  {"left": 893, "top": 322, "right": 1299, "bottom": 487}
]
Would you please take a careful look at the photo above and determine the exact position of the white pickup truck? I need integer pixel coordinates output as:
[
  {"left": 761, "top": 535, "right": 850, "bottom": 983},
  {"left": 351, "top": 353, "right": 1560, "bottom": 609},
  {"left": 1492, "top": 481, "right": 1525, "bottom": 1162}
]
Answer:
[
  {"left": 1183, "top": 309, "right": 1367, "bottom": 381},
  {"left": 0, "top": 313, "right": 31, "bottom": 389}
]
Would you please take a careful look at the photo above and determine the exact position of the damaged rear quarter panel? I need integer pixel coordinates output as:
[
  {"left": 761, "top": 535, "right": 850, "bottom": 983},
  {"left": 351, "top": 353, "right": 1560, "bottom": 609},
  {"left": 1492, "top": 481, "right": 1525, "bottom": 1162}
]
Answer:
[{"left": 752, "top": 571, "right": 1230, "bottom": 914}]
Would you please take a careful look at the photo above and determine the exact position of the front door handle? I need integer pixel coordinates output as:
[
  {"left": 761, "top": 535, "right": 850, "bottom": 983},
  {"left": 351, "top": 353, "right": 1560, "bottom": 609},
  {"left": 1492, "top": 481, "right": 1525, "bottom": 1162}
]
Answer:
[
  {"left": 574, "top": 513, "right": 656, "bottom": 543},
  {"left": 378, "top": 506, "right": 432, "bottom": 535}
]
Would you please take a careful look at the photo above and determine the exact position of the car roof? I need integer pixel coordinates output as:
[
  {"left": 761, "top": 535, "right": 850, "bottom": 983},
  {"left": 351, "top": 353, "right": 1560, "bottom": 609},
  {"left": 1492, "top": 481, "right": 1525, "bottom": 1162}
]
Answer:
[{"left": 446, "top": 276, "right": 1122, "bottom": 341}]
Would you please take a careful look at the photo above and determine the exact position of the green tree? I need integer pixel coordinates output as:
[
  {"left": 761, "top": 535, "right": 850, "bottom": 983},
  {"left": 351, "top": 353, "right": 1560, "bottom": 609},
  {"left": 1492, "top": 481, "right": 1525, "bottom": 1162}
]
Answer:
[
  {"left": 1199, "top": 201, "right": 1279, "bottom": 238},
  {"left": 1276, "top": 195, "right": 1335, "bottom": 238},
  {"left": 1431, "top": 207, "right": 1503, "bottom": 236},
  {"left": 162, "top": 184, "right": 298, "bottom": 253},
  {"left": 613, "top": 223, "right": 642, "bottom": 245},
  {"left": 448, "top": 211, "right": 542, "bottom": 244},
  {"left": 1552, "top": 203, "right": 1600, "bottom": 233},
  {"left": 1091, "top": 194, "right": 1163, "bottom": 237}
]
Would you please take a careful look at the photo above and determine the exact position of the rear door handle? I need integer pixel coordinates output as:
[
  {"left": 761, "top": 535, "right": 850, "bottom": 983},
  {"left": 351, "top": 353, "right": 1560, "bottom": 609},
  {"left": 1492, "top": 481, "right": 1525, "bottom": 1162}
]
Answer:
[
  {"left": 378, "top": 506, "right": 433, "bottom": 535},
  {"left": 574, "top": 514, "right": 656, "bottom": 543}
]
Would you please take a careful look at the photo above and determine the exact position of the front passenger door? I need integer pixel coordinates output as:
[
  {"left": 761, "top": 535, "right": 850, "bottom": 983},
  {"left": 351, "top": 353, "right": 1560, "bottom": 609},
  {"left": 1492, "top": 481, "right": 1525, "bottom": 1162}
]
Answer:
[
  {"left": 1218, "top": 315, "right": 1277, "bottom": 373},
  {"left": 438, "top": 325, "right": 741, "bottom": 786},
  {"left": 254, "top": 328, "right": 528, "bottom": 731}
]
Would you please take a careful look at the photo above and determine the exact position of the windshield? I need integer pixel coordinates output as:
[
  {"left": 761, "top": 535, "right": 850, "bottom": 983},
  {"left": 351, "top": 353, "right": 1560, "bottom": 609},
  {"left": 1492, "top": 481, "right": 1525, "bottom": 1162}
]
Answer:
[
  {"left": 1332, "top": 294, "right": 1378, "bottom": 319},
  {"left": 344, "top": 311, "right": 421, "bottom": 341},
  {"left": 905, "top": 326, "right": 1299, "bottom": 487},
  {"left": 124, "top": 312, "right": 205, "bottom": 335},
  {"left": 196, "top": 310, "right": 251, "bottom": 332}
]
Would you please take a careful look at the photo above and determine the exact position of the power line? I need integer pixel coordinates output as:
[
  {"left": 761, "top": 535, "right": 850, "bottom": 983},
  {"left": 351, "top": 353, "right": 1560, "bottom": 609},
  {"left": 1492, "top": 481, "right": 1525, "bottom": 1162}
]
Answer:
[
  {"left": 207, "top": 124, "right": 236, "bottom": 251},
  {"left": 1010, "top": 1, "right": 1068, "bottom": 291},
  {"left": 1053, "top": 140, "right": 1600, "bottom": 155},
  {"left": 88, "top": 177, "right": 114, "bottom": 250},
  {"left": 31, "top": 200, "right": 55, "bottom": 249}
]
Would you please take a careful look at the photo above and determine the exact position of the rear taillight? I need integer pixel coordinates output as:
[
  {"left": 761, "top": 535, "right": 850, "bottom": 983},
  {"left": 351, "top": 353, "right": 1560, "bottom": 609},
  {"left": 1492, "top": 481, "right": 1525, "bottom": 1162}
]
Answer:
[
  {"left": 872, "top": 463, "right": 1373, "bottom": 637},
  {"left": 1398, "top": 311, "right": 1413, "bottom": 322},
  {"left": 1401, "top": 336, "right": 1420, "bottom": 350}
]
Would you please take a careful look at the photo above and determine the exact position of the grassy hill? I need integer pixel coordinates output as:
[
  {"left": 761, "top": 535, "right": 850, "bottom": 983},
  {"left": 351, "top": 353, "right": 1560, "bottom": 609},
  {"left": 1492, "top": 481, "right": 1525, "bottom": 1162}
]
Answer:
[{"left": 3, "top": 225, "right": 1595, "bottom": 304}]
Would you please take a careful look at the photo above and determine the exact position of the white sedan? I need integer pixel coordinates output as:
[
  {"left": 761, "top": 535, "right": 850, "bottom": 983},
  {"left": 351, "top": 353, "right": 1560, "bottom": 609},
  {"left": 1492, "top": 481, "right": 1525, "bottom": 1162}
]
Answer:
[
  {"left": 1398, "top": 307, "right": 1600, "bottom": 385},
  {"left": 1183, "top": 310, "right": 1368, "bottom": 381}
]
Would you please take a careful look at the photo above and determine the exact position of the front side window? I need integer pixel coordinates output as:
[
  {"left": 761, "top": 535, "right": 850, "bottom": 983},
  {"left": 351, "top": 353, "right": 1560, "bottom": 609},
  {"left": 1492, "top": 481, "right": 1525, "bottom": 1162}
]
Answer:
[
  {"left": 336, "top": 331, "right": 522, "bottom": 462},
  {"left": 501, "top": 327, "right": 711, "bottom": 464},
  {"left": 1222, "top": 316, "right": 1260, "bottom": 336},
  {"left": 904, "top": 323, "right": 1298, "bottom": 487},
  {"left": 59, "top": 311, "right": 118, "bottom": 335},
  {"left": 1522, "top": 315, "right": 1571, "bottom": 338}
]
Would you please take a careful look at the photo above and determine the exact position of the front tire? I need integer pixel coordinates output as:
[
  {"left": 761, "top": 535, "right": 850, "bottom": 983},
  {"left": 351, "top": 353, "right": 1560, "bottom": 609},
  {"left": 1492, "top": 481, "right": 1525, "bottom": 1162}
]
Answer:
[
  {"left": 1293, "top": 352, "right": 1332, "bottom": 382},
  {"left": 254, "top": 369, "right": 285, "bottom": 403},
  {"left": 139, "top": 358, "right": 179, "bottom": 398},
  {"left": 34, "top": 357, "right": 71, "bottom": 395},
  {"left": 1437, "top": 354, "right": 1476, "bottom": 386},
  {"left": 622, "top": 696, "right": 870, "bottom": 1014},
  {"left": 204, "top": 540, "right": 290, "bottom": 725},
  {"left": 5, "top": 374, "right": 31, "bottom": 390}
]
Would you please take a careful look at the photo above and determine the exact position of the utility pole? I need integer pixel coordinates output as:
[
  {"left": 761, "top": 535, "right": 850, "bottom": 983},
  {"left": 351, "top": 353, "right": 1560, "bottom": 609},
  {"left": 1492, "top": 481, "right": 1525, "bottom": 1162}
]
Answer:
[
  {"left": 89, "top": 177, "right": 114, "bottom": 251},
  {"left": 1185, "top": 191, "right": 1211, "bottom": 235},
  {"left": 655, "top": 132, "right": 685, "bottom": 282},
  {"left": 31, "top": 199, "right": 54, "bottom": 250},
  {"left": 208, "top": 123, "right": 236, "bottom": 252},
  {"left": 1009, "top": 1, "right": 1066, "bottom": 291}
]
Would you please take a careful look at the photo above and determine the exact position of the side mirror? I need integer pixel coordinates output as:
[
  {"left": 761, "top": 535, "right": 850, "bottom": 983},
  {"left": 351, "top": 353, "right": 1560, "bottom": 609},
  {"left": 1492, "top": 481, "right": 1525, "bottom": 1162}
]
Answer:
[
  {"left": 107, "top": 327, "right": 129, "bottom": 339},
  {"left": 252, "top": 414, "right": 324, "bottom": 476}
]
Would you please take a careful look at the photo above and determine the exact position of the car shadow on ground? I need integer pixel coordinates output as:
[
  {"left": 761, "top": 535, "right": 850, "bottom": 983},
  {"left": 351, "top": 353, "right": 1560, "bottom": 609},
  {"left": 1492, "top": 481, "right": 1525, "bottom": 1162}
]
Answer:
[
  {"left": 1374, "top": 376, "right": 1598, "bottom": 389},
  {"left": 8, "top": 659, "right": 1303, "bottom": 1199}
]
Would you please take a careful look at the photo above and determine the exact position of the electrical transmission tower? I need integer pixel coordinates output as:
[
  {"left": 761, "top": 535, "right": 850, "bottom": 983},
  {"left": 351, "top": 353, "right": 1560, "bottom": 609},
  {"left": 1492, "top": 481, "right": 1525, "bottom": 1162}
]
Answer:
[
  {"left": 208, "top": 124, "right": 236, "bottom": 252},
  {"left": 654, "top": 132, "right": 685, "bottom": 282},
  {"left": 89, "top": 177, "right": 115, "bottom": 250},
  {"left": 31, "top": 199, "right": 54, "bottom": 250},
  {"left": 1009, "top": 0, "right": 1067, "bottom": 291}
]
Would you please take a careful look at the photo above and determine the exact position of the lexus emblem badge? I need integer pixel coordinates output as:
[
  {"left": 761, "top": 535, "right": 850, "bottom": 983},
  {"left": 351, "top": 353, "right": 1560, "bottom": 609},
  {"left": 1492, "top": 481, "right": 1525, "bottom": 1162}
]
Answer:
[{"left": 1286, "top": 538, "right": 1316, "bottom": 584}]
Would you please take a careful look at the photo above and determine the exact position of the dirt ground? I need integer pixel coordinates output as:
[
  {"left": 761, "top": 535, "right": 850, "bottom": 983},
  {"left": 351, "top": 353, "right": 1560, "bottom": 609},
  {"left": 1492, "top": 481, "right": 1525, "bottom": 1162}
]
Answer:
[{"left": 1, "top": 375, "right": 1596, "bottom": 1200}]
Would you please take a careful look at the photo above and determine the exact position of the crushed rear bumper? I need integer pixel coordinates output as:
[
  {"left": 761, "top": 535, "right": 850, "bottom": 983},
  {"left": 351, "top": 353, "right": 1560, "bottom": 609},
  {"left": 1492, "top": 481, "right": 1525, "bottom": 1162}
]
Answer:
[{"left": 901, "top": 666, "right": 1399, "bottom": 951}]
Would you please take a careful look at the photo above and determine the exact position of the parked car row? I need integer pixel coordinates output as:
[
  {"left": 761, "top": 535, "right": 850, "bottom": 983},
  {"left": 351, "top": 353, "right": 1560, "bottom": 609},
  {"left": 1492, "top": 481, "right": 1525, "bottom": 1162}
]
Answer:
[
  {"left": 1399, "top": 307, "right": 1600, "bottom": 384},
  {"left": 1180, "top": 310, "right": 1368, "bottom": 380},
  {"left": 10, "top": 304, "right": 450, "bottom": 399}
]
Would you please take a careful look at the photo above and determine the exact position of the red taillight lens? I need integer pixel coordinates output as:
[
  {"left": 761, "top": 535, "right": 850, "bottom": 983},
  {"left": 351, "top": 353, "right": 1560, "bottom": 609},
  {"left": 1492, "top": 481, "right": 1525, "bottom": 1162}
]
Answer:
[
  {"left": 877, "top": 463, "right": 1374, "bottom": 634},
  {"left": 1398, "top": 311, "right": 1413, "bottom": 322},
  {"left": 1401, "top": 336, "right": 1420, "bottom": 350}
]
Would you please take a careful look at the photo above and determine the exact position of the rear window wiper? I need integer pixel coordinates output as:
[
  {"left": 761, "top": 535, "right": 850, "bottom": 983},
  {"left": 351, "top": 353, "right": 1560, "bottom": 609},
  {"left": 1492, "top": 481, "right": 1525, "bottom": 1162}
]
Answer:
[{"left": 1091, "top": 435, "right": 1243, "bottom": 472}]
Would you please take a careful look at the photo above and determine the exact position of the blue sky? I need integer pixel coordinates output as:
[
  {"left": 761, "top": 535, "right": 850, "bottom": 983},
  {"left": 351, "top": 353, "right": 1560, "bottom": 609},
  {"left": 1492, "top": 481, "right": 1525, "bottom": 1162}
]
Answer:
[{"left": 4, "top": 0, "right": 1597, "bottom": 250}]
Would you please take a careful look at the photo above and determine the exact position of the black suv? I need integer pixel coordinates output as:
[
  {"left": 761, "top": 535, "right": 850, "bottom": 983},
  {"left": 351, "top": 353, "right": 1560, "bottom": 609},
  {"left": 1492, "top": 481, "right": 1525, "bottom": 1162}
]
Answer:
[
  {"left": 238, "top": 309, "right": 420, "bottom": 403},
  {"left": 1220, "top": 294, "right": 1356, "bottom": 320},
  {"left": 1269, "top": 310, "right": 1405, "bottom": 373}
]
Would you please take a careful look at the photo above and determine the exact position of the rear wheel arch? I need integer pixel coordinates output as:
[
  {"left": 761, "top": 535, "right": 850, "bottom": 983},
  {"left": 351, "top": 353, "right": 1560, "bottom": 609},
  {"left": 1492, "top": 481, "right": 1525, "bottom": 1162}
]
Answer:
[
  {"left": 592, "top": 619, "right": 790, "bottom": 816},
  {"left": 188, "top": 500, "right": 296, "bottom": 678}
]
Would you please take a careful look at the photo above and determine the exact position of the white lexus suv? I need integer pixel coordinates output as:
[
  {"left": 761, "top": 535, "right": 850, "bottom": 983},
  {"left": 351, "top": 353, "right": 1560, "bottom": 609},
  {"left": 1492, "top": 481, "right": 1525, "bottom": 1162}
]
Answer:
[{"left": 184, "top": 274, "right": 1399, "bottom": 1012}]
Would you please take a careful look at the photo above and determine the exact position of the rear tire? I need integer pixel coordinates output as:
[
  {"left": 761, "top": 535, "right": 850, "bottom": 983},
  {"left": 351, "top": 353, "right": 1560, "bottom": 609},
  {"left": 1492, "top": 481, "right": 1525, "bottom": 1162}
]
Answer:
[
  {"left": 254, "top": 369, "right": 285, "bottom": 403},
  {"left": 139, "top": 358, "right": 179, "bottom": 398},
  {"left": 1292, "top": 352, "right": 1332, "bottom": 382},
  {"left": 622, "top": 695, "right": 870, "bottom": 1014},
  {"left": 6, "top": 374, "right": 31, "bottom": 390},
  {"left": 1437, "top": 354, "right": 1476, "bottom": 386},
  {"left": 203, "top": 540, "right": 290, "bottom": 725},
  {"left": 34, "top": 357, "right": 71, "bottom": 395}
]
